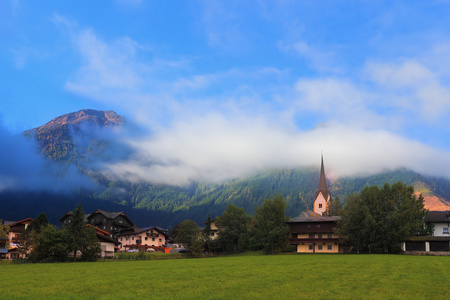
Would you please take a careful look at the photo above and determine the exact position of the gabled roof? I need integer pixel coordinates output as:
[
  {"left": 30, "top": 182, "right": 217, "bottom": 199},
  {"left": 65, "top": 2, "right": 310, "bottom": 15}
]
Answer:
[
  {"left": 87, "top": 209, "right": 135, "bottom": 226},
  {"left": 287, "top": 210, "right": 340, "bottom": 223},
  {"left": 425, "top": 211, "right": 450, "bottom": 223},
  {"left": 86, "top": 224, "right": 121, "bottom": 245},
  {"left": 315, "top": 155, "right": 330, "bottom": 200},
  {"left": 8, "top": 218, "right": 33, "bottom": 227},
  {"left": 59, "top": 211, "right": 89, "bottom": 223}
]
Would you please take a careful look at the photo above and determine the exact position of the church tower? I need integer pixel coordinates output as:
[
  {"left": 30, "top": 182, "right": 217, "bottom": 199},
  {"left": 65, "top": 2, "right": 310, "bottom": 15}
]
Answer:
[{"left": 313, "top": 155, "right": 331, "bottom": 215}]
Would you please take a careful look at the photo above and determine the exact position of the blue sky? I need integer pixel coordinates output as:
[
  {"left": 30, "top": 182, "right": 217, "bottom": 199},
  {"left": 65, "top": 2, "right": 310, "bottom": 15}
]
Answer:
[{"left": 2, "top": 0, "right": 450, "bottom": 185}]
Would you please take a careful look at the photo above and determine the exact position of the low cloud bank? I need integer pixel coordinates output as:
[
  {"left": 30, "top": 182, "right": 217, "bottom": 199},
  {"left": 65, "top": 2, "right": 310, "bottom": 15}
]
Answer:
[
  {"left": 0, "top": 123, "right": 98, "bottom": 192},
  {"left": 99, "top": 117, "right": 450, "bottom": 186}
]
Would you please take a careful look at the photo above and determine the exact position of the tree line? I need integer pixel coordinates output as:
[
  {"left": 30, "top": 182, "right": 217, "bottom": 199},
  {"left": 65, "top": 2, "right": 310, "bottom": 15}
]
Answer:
[
  {"left": 174, "top": 181, "right": 430, "bottom": 255},
  {"left": 174, "top": 194, "right": 291, "bottom": 255}
]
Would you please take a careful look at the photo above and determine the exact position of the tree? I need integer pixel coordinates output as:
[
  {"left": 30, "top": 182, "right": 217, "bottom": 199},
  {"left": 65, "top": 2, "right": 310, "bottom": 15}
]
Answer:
[
  {"left": 30, "top": 224, "right": 70, "bottom": 262},
  {"left": 203, "top": 214, "right": 213, "bottom": 254},
  {"left": 338, "top": 182, "right": 428, "bottom": 253},
  {"left": 20, "top": 213, "right": 49, "bottom": 255},
  {"left": 174, "top": 220, "right": 203, "bottom": 254},
  {"left": 326, "top": 196, "right": 343, "bottom": 216},
  {"left": 0, "top": 220, "right": 10, "bottom": 249},
  {"left": 217, "top": 204, "right": 251, "bottom": 253},
  {"left": 80, "top": 226, "right": 102, "bottom": 261},
  {"left": 251, "top": 194, "right": 290, "bottom": 254},
  {"left": 336, "top": 193, "right": 373, "bottom": 254},
  {"left": 63, "top": 203, "right": 100, "bottom": 262}
]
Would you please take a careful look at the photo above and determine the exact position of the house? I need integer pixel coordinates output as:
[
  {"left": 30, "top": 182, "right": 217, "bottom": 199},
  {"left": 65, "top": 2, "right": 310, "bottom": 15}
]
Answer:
[
  {"left": 403, "top": 211, "right": 450, "bottom": 253},
  {"left": 116, "top": 226, "right": 168, "bottom": 252},
  {"left": 205, "top": 218, "right": 219, "bottom": 240},
  {"left": 287, "top": 210, "right": 342, "bottom": 253},
  {"left": 87, "top": 225, "right": 121, "bottom": 258},
  {"left": 287, "top": 156, "right": 347, "bottom": 253},
  {"left": 4, "top": 218, "right": 33, "bottom": 259},
  {"left": 60, "top": 209, "right": 135, "bottom": 236}
]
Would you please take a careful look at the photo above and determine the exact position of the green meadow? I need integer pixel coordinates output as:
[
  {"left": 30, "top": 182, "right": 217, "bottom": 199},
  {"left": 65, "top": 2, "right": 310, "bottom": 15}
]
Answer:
[{"left": 1, "top": 253, "right": 449, "bottom": 299}]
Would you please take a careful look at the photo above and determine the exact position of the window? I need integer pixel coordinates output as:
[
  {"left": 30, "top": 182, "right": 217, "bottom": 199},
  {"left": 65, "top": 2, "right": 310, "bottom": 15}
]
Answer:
[
  {"left": 319, "top": 204, "right": 322, "bottom": 208},
  {"left": 316, "top": 225, "right": 321, "bottom": 228},
  {"left": 309, "top": 234, "right": 314, "bottom": 239},
  {"left": 152, "top": 238, "right": 155, "bottom": 242},
  {"left": 328, "top": 234, "right": 332, "bottom": 238},
  {"left": 318, "top": 245, "right": 322, "bottom": 251},
  {"left": 327, "top": 245, "right": 332, "bottom": 250},
  {"left": 443, "top": 227, "right": 449, "bottom": 234},
  {"left": 159, "top": 239, "right": 162, "bottom": 242},
  {"left": 211, "top": 232, "right": 215, "bottom": 236},
  {"left": 318, "top": 234, "right": 322, "bottom": 239},
  {"left": 132, "top": 237, "right": 134, "bottom": 241},
  {"left": 308, "top": 245, "right": 313, "bottom": 251},
  {"left": 145, "top": 237, "right": 148, "bottom": 241}
]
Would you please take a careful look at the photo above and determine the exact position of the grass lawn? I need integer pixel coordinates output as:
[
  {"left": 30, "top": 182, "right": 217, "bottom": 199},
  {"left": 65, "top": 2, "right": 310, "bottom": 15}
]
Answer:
[{"left": 0, "top": 253, "right": 449, "bottom": 299}]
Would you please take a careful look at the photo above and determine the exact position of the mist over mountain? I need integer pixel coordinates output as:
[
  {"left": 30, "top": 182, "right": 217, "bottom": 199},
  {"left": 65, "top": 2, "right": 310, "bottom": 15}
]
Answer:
[{"left": 0, "top": 109, "right": 449, "bottom": 228}]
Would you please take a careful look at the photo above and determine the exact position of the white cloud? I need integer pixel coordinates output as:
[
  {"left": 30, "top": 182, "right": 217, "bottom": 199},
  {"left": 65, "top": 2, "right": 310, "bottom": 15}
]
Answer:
[{"left": 100, "top": 117, "right": 450, "bottom": 186}]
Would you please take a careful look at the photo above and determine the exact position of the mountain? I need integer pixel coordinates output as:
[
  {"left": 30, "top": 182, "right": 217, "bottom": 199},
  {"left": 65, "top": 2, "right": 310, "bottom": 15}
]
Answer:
[
  {"left": 23, "top": 109, "right": 124, "bottom": 162},
  {"left": 1, "top": 109, "right": 449, "bottom": 228}
]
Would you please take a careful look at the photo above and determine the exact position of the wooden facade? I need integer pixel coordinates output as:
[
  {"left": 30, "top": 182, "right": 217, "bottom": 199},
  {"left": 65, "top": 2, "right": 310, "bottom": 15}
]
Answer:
[{"left": 287, "top": 212, "right": 343, "bottom": 253}]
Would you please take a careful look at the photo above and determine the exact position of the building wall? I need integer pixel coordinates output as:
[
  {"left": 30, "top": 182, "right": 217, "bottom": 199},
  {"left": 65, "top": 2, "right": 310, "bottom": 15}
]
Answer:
[
  {"left": 118, "top": 229, "right": 166, "bottom": 249},
  {"left": 296, "top": 243, "right": 339, "bottom": 253},
  {"left": 433, "top": 223, "right": 450, "bottom": 237},
  {"left": 314, "top": 193, "right": 328, "bottom": 215},
  {"left": 100, "top": 242, "right": 115, "bottom": 258}
]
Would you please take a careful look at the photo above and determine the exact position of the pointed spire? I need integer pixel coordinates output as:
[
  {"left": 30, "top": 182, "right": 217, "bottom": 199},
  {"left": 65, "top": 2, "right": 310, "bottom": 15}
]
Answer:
[{"left": 316, "top": 154, "right": 330, "bottom": 199}]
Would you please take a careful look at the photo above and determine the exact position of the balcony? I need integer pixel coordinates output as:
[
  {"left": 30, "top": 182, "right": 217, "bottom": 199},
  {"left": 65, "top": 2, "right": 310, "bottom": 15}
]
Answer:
[
  {"left": 11, "top": 238, "right": 23, "bottom": 244},
  {"left": 9, "top": 227, "right": 23, "bottom": 233},
  {"left": 289, "top": 237, "right": 340, "bottom": 244},
  {"left": 146, "top": 232, "right": 158, "bottom": 237},
  {"left": 114, "top": 221, "right": 129, "bottom": 227}
]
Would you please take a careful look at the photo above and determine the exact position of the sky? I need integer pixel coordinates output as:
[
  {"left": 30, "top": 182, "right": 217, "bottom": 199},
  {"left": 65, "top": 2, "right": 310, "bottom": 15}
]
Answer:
[{"left": 2, "top": 0, "right": 450, "bottom": 188}]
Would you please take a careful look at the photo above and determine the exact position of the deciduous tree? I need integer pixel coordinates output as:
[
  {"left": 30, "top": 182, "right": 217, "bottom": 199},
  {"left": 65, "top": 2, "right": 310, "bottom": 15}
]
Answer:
[
  {"left": 217, "top": 204, "right": 251, "bottom": 253},
  {"left": 338, "top": 182, "right": 428, "bottom": 253},
  {"left": 174, "top": 220, "right": 203, "bottom": 254},
  {"left": 251, "top": 194, "right": 290, "bottom": 254}
]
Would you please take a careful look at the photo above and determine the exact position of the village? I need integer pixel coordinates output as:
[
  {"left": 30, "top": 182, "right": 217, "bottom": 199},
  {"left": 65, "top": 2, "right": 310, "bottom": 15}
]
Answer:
[{"left": 2, "top": 157, "right": 449, "bottom": 261}]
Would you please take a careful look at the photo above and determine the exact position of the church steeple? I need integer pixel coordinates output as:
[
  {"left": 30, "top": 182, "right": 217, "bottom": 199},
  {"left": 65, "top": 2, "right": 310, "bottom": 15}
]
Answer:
[
  {"left": 313, "top": 154, "right": 331, "bottom": 215},
  {"left": 316, "top": 154, "right": 330, "bottom": 200}
]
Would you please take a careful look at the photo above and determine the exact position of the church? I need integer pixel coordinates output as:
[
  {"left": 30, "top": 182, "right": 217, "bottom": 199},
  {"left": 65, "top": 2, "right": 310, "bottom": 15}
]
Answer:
[{"left": 287, "top": 156, "right": 345, "bottom": 253}]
